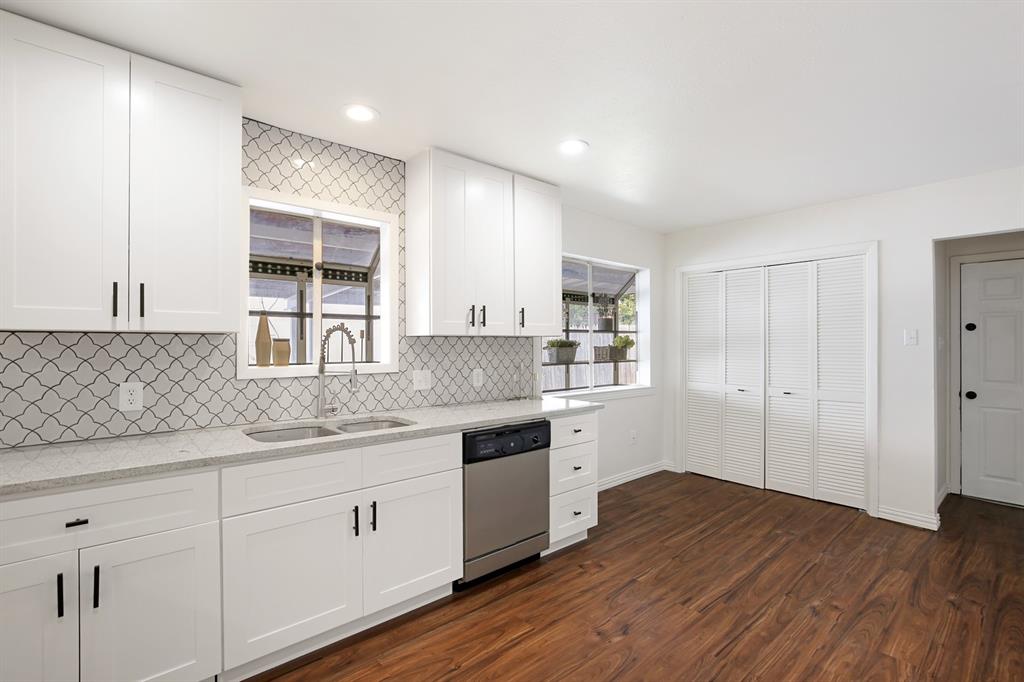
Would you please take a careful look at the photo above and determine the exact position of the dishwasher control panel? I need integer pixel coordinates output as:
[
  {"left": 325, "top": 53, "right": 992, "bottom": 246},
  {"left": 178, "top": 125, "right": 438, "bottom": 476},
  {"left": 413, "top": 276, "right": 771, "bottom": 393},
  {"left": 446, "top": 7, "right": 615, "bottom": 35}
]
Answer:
[{"left": 463, "top": 420, "right": 550, "bottom": 463}]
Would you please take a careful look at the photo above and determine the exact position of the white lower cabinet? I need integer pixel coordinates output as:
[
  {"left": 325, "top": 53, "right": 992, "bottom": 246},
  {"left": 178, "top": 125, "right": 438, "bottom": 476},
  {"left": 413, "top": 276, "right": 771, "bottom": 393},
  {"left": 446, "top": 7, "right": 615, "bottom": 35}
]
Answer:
[
  {"left": 362, "top": 469, "right": 463, "bottom": 614},
  {"left": 221, "top": 492, "right": 363, "bottom": 668},
  {"left": 0, "top": 551, "right": 78, "bottom": 682},
  {"left": 79, "top": 522, "right": 221, "bottom": 682}
]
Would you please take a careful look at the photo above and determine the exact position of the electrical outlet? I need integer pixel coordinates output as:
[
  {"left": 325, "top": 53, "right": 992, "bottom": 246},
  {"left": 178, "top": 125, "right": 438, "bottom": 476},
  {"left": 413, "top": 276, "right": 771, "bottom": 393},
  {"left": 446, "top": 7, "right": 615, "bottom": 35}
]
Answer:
[
  {"left": 412, "top": 369, "right": 432, "bottom": 392},
  {"left": 629, "top": 429, "right": 638, "bottom": 445},
  {"left": 118, "top": 382, "right": 144, "bottom": 412},
  {"left": 472, "top": 368, "right": 484, "bottom": 388}
]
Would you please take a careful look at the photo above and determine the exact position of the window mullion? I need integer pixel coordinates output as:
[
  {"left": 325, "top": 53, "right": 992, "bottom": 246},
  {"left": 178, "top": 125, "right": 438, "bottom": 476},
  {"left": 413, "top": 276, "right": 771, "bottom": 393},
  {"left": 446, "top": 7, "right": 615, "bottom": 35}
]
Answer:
[
  {"left": 587, "top": 260, "right": 594, "bottom": 391},
  {"left": 313, "top": 215, "right": 323, "bottom": 364}
]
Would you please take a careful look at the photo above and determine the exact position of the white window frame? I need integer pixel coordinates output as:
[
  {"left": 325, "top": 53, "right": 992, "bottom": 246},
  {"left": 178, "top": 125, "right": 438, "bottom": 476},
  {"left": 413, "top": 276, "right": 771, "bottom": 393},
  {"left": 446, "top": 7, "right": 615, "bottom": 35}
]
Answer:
[
  {"left": 544, "top": 254, "right": 653, "bottom": 397},
  {"left": 236, "top": 187, "right": 400, "bottom": 379}
]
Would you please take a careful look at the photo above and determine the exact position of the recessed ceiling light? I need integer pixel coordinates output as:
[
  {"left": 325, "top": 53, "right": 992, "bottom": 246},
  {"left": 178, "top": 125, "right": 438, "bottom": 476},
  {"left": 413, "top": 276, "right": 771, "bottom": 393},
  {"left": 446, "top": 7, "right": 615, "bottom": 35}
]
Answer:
[
  {"left": 559, "top": 139, "right": 590, "bottom": 156},
  {"left": 344, "top": 104, "right": 379, "bottom": 122}
]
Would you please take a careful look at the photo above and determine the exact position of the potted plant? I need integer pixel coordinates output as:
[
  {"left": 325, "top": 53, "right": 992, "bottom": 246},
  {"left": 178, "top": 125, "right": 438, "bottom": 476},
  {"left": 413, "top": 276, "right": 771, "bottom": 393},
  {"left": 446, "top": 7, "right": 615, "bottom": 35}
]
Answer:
[
  {"left": 545, "top": 339, "right": 580, "bottom": 364},
  {"left": 608, "top": 335, "right": 635, "bottom": 361}
]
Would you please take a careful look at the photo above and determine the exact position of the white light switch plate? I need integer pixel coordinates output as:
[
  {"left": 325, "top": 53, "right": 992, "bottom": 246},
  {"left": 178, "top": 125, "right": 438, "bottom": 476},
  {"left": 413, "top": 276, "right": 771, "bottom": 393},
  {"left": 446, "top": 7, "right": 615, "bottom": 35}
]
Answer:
[
  {"left": 118, "top": 382, "right": 144, "bottom": 412},
  {"left": 903, "top": 328, "right": 919, "bottom": 346},
  {"left": 472, "top": 368, "right": 484, "bottom": 388},
  {"left": 412, "top": 369, "right": 432, "bottom": 392}
]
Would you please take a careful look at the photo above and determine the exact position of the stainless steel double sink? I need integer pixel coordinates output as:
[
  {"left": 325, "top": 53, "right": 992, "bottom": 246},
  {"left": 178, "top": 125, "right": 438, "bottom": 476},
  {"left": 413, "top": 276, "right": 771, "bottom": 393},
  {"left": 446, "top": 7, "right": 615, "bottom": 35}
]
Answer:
[{"left": 245, "top": 417, "right": 414, "bottom": 443}]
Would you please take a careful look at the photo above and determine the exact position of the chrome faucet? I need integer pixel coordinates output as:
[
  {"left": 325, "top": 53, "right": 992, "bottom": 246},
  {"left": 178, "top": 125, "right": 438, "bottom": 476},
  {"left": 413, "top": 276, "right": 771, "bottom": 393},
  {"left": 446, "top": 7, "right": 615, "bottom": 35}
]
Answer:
[{"left": 317, "top": 322, "right": 358, "bottom": 418}]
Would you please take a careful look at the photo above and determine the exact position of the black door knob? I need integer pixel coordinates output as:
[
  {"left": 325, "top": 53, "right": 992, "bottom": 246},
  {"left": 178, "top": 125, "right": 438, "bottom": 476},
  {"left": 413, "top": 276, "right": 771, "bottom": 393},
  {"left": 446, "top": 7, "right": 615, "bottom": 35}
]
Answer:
[
  {"left": 965, "top": 322, "right": 977, "bottom": 331},
  {"left": 965, "top": 391, "right": 977, "bottom": 400}
]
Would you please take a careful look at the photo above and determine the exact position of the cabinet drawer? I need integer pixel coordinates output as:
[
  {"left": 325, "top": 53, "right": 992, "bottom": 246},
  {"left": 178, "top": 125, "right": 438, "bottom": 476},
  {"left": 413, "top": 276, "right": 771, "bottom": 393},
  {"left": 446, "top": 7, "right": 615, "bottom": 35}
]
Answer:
[
  {"left": 0, "top": 471, "right": 218, "bottom": 565},
  {"left": 222, "top": 449, "right": 363, "bottom": 516},
  {"left": 363, "top": 434, "right": 461, "bottom": 487},
  {"left": 550, "top": 441, "right": 597, "bottom": 496},
  {"left": 549, "top": 484, "right": 598, "bottom": 544},
  {"left": 550, "top": 413, "right": 597, "bottom": 449}
]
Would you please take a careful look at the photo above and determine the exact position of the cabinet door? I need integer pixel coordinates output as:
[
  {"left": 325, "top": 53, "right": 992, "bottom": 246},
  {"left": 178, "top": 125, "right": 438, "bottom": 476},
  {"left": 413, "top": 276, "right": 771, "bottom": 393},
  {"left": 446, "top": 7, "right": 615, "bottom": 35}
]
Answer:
[
  {"left": 428, "top": 150, "right": 479, "bottom": 335},
  {"left": 0, "top": 551, "right": 78, "bottom": 682},
  {"left": 0, "top": 12, "right": 129, "bottom": 331},
  {"left": 221, "top": 493, "right": 363, "bottom": 668},
  {"left": 467, "top": 162, "right": 515, "bottom": 336},
  {"left": 683, "top": 271, "right": 723, "bottom": 478},
  {"left": 362, "top": 469, "right": 462, "bottom": 614},
  {"left": 513, "top": 175, "right": 562, "bottom": 336},
  {"left": 79, "top": 522, "right": 221, "bottom": 682},
  {"left": 129, "top": 55, "right": 241, "bottom": 332}
]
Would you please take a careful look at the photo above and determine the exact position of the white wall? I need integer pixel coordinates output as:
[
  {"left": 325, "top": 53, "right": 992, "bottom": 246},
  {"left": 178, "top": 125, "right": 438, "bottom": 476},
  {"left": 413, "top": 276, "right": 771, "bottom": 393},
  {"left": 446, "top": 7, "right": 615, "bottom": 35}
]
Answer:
[
  {"left": 666, "top": 166, "right": 1024, "bottom": 525},
  {"left": 561, "top": 205, "right": 673, "bottom": 485}
]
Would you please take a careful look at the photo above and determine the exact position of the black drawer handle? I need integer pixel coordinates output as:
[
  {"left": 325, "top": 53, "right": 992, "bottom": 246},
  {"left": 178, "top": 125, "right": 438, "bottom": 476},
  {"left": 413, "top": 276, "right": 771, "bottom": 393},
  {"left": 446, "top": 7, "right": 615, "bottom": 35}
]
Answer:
[
  {"left": 572, "top": 465, "right": 583, "bottom": 471},
  {"left": 737, "top": 388, "right": 746, "bottom": 392},
  {"left": 572, "top": 428, "right": 583, "bottom": 434},
  {"left": 112, "top": 282, "right": 118, "bottom": 318},
  {"left": 519, "top": 307, "right": 525, "bottom": 327},
  {"left": 57, "top": 573, "right": 64, "bottom": 618},
  {"left": 469, "top": 305, "right": 476, "bottom": 327},
  {"left": 572, "top": 511, "right": 582, "bottom": 517},
  {"left": 370, "top": 500, "right": 377, "bottom": 531},
  {"left": 92, "top": 565, "right": 100, "bottom": 609},
  {"left": 139, "top": 283, "right": 145, "bottom": 318},
  {"left": 481, "top": 305, "right": 487, "bottom": 328},
  {"left": 965, "top": 391, "right": 977, "bottom": 400},
  {"left": 65, "top": 518, "right": 89, "bottom": 528},
  {"left": 353, "top": 505, "right": 360, "bottom": 536},
  {"left": 782, "top": 391, "right": 792, "bottom": 395}
]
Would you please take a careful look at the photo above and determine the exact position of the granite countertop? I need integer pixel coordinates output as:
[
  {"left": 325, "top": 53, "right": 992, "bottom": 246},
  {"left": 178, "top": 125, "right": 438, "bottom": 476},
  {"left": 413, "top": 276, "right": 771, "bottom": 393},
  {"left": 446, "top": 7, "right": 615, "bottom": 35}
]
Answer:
[{"left": 0, "top": 398, "right": 603, "bottom": 497}]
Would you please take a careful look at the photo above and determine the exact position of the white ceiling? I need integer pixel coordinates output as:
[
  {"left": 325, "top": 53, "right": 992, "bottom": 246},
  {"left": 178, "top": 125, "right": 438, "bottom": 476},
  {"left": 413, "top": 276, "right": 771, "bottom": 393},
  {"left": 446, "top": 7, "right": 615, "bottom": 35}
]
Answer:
[{"left": 4, "top": 1, "right": 1022, "bottom": 232}]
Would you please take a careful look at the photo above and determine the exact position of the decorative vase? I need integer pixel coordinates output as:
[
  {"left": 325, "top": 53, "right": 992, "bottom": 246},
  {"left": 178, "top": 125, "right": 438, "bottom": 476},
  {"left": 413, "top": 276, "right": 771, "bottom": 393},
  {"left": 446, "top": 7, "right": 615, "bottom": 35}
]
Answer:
[
  {"left": 255, "top": 312, "right": 272, "bottom": 367},
  {"left": 608, "top": 346, "right": 628, "bottom": 361},
  {"left": 597, "top": 316, "right": 615, "bottom": 332},
  {"left": 272, "top": 338, "right": 291, "bottom": 366},
  {"left": 545, "top": 346, "right": 578, "bottom": 364}
]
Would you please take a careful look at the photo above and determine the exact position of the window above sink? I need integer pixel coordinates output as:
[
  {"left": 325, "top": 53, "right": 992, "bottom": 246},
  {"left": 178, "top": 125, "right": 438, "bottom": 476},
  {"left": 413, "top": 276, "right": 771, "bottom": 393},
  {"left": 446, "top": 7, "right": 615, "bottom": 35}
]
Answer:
[{"left": 237, "top": 188, "right": 400, "bottom": 379}]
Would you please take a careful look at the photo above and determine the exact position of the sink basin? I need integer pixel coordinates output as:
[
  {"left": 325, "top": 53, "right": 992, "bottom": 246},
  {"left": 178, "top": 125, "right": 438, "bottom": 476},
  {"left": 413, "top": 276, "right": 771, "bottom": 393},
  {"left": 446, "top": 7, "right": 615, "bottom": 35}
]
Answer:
[
  {"left": 333, "top": 418, "right": 413, "bottom": 433},
  {"left": 246, "top": 426, "right": 341, "bottom": 443}
]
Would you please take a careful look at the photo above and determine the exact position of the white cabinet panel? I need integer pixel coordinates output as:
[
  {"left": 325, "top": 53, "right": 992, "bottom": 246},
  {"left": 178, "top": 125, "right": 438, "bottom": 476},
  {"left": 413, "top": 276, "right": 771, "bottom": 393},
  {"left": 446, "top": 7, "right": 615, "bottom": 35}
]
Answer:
[
  {"left": 0, "top": 551, "right": 78, "bottom": 682},
  {"left": 362, "top": 469, "right": 462, "bottom": 613},
  {"left": 79, "top": 521, "right": 221, "bottom": 682},
  {"left": 549, "top": 484, "right": 597, "bottom": 544},
  {"left": 362, "top": 434, "right": 460, "bottom": 488},
  {"left": 426, "top": 153, "right": 476, "bottom": 335},
  {"left": 550, "top": 412, "right": 597, "bottom": 449},
  {"left": 221, "top": 448, "right": 363, "bottom": 516},
  {"left": 469, "top": 165, "right": 515, "bottom": 336},
  {"left": 222, "top": 493, "right": 363, "bottom": 668},
  {"left": 129, "top": 55, "right": 240, "bottom": 332},
  {"left": 0, "top": 11, "right": 129, "bottom": 331},
  {"left": 549, "top": 441, "right": 597, "bottom": 496},
  {"left": 513, "top": 175, "right": 562, "bottom": 336}
]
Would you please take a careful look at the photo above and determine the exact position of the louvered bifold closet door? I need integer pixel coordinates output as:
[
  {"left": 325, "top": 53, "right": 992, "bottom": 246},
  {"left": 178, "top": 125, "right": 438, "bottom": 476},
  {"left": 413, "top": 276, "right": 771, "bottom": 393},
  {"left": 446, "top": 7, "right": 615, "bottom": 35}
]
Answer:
[
  {"left": 814, "top": 256, "right": 867, "bottom": 508},
  {"left": 765, "top": 262, "right": 814, "bottom": 498},
  {"left": 723, "top": 268, "right": 764, "bottom": 488},
  {"left": 684, "top": 272, "right": 723, "bottom": 478}
]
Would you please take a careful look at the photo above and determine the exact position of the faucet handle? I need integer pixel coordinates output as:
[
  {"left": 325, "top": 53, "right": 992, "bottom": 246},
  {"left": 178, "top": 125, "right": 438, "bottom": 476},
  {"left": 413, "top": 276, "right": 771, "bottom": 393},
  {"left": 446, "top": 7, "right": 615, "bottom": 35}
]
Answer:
[{"left": 323, "top": 404, "right": 341, "bottom": 417}]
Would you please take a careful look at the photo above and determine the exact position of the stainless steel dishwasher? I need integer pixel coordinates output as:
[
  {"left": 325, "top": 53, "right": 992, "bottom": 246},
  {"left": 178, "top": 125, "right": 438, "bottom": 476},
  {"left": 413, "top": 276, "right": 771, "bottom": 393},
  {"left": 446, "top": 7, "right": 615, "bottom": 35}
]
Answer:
[{"left": 460, "top": 420, "right": 550, "bottom": 583}]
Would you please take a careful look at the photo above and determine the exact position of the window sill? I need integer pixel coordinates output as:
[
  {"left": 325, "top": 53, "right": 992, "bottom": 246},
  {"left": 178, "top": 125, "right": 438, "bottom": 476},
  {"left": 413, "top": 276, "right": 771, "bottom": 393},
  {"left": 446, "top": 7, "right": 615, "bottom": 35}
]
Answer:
[
  {"left": 545, "top": 385, "right": 656, "bottom": 401},
  {"left": 237, "top": 361, "right": 401, "bottom": 380}
]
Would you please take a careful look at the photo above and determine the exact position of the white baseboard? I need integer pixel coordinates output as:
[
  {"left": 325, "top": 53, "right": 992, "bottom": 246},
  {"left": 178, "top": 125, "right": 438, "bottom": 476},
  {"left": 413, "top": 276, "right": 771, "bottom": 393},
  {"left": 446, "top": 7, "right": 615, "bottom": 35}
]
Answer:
[
  {"left": 936, "top": 485, "right": 950, "bottom": 507},
  {"left": 541, "top": 530, "right": 588, "bottom": 556},
  {"left": 877, "top": 505, "right": 941, "bottom": 531},
  {"left": 598, "top": 460, "right": 678, "bottom": 491}
]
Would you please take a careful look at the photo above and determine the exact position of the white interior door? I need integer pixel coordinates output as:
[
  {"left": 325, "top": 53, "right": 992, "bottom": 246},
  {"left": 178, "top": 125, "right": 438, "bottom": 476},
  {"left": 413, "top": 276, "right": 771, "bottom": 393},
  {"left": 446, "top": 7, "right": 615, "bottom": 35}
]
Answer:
[
  {"left": 129, "top": 55, "right": 240, "bottom": 332},
  {"left": 221, "top": 492, "right": 363, "bottom": 668},
  {"left": 79, "top": 522, "right": 221, "bottom": 682},
  {"left": 0, "top": 12, "right": 129, "bottom": 331},
  {"left": 723, "top": 268, "right": 764, "bottom": 488},
  {"left": 765, "top": 262, "right": 813, "bottom": 497},
  {"left": 362, "top": 469, "right": 462, "bottom": 614},
  {"left": 684, "top": 271, "right": 723, "bottom": 478},
  {"left": 0, "top": 551, "right": 78, "bottom": 682},
  {"left": 961, "top": 259, "right": 1024, "bottom": 506},
  {"left": 513, "top": 174, "right": 563, "bottom": 336}
]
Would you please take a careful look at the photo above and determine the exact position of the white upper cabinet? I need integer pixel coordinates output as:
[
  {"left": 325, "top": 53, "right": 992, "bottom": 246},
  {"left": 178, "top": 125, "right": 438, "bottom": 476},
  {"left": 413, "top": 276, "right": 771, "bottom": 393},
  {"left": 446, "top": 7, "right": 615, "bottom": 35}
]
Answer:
[
  {"left": 513, "top": 175, "right": 562, "bottom": 336},
  {"left": 0, "top": 11, "right": 240, "bottom": 333},
  {"left": 0, "top": 12, "right": 130, "bottom": 331},
  {"left": 407, "top": 149, "right": 561, "bottom": 337},
  {"left": 129, "top": 56, "right": 241, "bottom": 332}
]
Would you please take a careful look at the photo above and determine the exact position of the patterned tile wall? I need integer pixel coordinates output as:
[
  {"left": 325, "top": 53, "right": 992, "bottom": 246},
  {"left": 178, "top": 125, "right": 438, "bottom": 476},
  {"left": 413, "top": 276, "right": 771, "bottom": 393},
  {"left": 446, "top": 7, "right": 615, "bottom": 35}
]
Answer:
[{"left": 0, "top": 120, "right": 535, "bottom": 449}]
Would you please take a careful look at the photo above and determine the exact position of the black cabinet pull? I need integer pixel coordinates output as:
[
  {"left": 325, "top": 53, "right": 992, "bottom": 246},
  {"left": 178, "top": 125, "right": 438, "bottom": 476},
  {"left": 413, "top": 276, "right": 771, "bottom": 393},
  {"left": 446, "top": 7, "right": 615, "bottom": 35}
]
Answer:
[
  {"left": 737, "top": 388, "right": 746, "bottom": 392},
  {"left": 572, "top": 465, "right": 583, "bottom": 471},
  {"left": 65, "top": 518, "right": 89, "bottom": 528},
  {"left": 481, "top": 305, "right": 487, "bottom": 328},
  {"left": 92, "top": 566, "right": 100, "bottom": 608},
  {"left": 965, "top": 322, "right": 977, "bottom": 331},
  {"left": 572, "top": 511, "right": 582, "bottom": 517},
  {"left": 782, "top": 391, "right": 792, "bottom": 395},
  {"left": 469, "top": 305, "right": 476, "bottom": 327},
  {"left": 965, "top": 390, "right": 978, "bottom": 400},
  {"left": 353, "top": 505, "right": 360, "bottom": 537},
  {"left": 57, "top": 573, "right": 64, "bottom": 618},
  {"left": 139, "top": 283, "right": 145, "bottom": 318},
  {"left": 572, "top": 428, "right": 583, "bottom": 434},
  {"left": 370, "top": 501, "right": 377, "bottom": 531},
  {"left": 112, "top": 282, "right": 118, "bottom": 318},
  {"left": 519, "top": 307, "right": 525, "bottom": 327}
]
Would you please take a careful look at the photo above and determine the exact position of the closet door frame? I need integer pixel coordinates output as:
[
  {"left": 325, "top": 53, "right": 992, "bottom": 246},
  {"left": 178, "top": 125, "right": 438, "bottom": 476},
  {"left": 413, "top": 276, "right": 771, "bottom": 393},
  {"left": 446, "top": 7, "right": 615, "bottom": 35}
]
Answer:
[{"left": 678, "top": 241, "right": 878, "bottom": 517}]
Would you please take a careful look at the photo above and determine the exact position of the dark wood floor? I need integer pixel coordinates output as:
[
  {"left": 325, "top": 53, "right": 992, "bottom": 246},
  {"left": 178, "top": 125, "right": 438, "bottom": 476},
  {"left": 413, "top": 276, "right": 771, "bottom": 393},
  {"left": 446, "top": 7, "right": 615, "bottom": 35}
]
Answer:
[{"left": 262, "top": 472, "right": 1024, "bottom": 681}]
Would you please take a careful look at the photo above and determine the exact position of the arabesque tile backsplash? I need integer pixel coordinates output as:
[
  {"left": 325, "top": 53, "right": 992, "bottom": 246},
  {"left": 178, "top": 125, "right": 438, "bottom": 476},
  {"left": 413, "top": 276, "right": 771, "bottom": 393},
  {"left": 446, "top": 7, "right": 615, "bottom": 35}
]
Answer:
[{"left": 0, "top": 119, "right": 534, "bottom": 449}]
